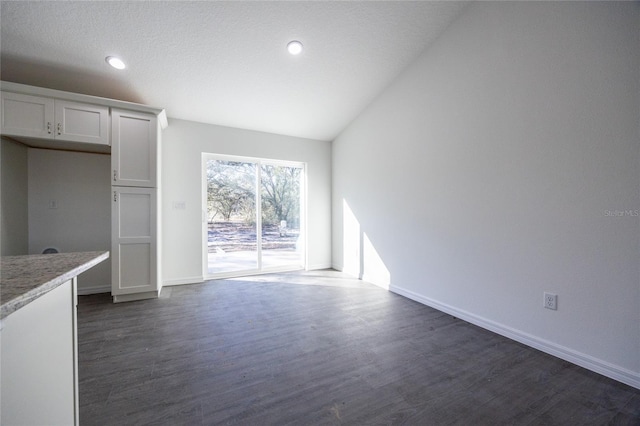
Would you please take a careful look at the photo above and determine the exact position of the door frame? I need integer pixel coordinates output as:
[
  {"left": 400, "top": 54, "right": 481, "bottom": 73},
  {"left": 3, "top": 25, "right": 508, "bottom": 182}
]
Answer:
[{"left": 201, "top": 153, "right": 307, "bottom": 279}]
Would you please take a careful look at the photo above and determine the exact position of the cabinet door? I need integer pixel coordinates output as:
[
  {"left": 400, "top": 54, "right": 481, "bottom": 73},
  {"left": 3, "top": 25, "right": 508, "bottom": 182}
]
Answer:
[
  {"left": 111, "top": 109, "right": 157, "bottom": 187},
  {"left": 0, "top": 279, "right": 78, "bottom": 425},
  {"left": 55, "top": 100, "right": 109, "bottom": 145},
  {"left": 0, "top": 92, "right": 54, "bottom": 139},
  {"left": 112, "top": 187, "right": 157, "bottom": 297}
]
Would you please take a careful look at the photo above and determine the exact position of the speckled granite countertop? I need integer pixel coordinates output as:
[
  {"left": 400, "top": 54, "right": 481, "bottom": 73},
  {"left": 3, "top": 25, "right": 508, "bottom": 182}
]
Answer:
[{"left": 0, "top": 251, "right": 109, "bottom": 320}]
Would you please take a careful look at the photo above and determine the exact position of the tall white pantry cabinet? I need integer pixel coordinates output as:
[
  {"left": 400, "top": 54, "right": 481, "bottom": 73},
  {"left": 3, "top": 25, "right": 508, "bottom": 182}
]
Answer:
[
  {"left": 111, "top": 109, "right": 161, "bottom": 302},
  {"left": 0, "top": 81, "right": 165, "bottom": 302}
]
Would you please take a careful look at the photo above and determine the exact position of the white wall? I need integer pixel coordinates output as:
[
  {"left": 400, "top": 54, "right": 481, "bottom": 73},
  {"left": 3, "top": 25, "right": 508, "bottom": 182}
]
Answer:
[
  {"left": 332, "top": 1, "right": 640, "bottom": 388},
  {"left": 162, "top": 118, "right": 331, "bottom": 285},
  {"left": 28, "top": 148, "right": 111, "bottom": 293},
  {"left": 1, "top": 138, "right": 28, "bottom": 256}
]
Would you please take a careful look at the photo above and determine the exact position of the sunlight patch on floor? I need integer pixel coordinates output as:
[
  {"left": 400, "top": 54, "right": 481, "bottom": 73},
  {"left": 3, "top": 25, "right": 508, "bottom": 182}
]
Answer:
[{"left": 226, "top": 269, "right": 379, "bottom": 290}]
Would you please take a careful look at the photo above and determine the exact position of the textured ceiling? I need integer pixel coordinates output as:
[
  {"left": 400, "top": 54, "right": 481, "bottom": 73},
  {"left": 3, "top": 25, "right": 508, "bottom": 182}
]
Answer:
[{"left": 0, "top": 1, "right": 467, "bottom": 141}]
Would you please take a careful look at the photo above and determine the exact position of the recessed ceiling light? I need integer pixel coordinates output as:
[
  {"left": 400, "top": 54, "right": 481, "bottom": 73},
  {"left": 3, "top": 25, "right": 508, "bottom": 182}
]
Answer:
[
  {"left": 106, "top": 56, "right": 126, "bottom": 70},
  {"left": 287, "top": 41, "right": 303, "bottom": 55}
]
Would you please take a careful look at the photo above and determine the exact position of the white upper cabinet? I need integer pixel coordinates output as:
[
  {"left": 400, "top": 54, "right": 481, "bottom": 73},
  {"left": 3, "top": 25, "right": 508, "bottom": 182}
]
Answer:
[
  {"left": 1, "top": 92, "right": 109, "bottom": 145},
  {"left": 1, "top": 92, "right": 54, "bottom": 139},
  {"left": 111, "top": 109, "right": 158, "bottom": 188},
  {"left": 54, "top": 100, "right": 109, "bottom": 145}
]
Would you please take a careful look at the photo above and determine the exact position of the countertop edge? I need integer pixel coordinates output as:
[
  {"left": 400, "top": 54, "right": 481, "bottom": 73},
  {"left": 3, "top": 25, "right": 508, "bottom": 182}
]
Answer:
[{"left": 0, "top": 251, "right": 110, "bottom": 320}]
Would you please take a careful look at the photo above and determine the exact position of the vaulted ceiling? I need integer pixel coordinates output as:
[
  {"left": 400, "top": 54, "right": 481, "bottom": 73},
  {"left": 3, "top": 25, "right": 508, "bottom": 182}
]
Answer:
[{"left": 0, "top": 1, "right": 467, "bottom": 141}]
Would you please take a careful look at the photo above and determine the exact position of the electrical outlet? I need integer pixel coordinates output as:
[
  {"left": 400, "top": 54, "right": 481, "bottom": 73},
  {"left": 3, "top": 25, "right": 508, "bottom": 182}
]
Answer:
[{"left": 543, "top": 292, "right": 557, "bottom": 310}]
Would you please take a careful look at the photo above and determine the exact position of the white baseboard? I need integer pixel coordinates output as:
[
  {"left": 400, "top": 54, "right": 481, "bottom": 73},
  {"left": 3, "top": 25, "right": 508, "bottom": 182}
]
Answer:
[
  {"left": 361, "top": 273, "right": 390, "bottom": 290},
  {"left": 332, "top": 263, "right": 363, "bottom": 279},
  {"left": 163, "top": 276, "right": 205, "bottom": 286},
  {"left": 307, "top": 262, "right": 333, "bottom": 271},
  {"left": 390, "top": 284, "right": 640, "bottom": 390},
  {"left": 77, "top": 285, "right": 110, "bottom": 295}
]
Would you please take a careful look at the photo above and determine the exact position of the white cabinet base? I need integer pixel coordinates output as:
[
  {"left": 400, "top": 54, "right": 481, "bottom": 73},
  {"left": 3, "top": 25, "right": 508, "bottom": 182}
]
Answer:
[
  {"left": 113, "top": 290, "right": 160, "bottom": 303},
  {"left": 0, "top": 279, "right": 79, "bottom": 425}
]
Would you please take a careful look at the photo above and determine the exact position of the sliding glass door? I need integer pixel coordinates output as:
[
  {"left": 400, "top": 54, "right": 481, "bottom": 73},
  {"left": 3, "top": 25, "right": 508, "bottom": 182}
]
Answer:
[
  {"left": 205, "top": 159, "right": 258, "bottom": 273},
  {"left": 203, "top": 154, "right": 305, "bottom": 277},
  {"left": 260, "top": 164, "right": 303, "bottom": 269}
]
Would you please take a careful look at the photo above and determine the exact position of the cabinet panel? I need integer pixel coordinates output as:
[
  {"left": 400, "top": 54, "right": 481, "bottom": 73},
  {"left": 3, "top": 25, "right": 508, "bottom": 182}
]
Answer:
[
  {"left": 111, "top": 109, "right": 157, "bottom": 187},
  {"left": 119, "top": 243, "right": 152, "bottom": 289},
  {"left": 119, "top": 192, "right": 152, "bottom": 237},
  {"left": 0, "top": 279, "right": 78, "bottom": 425},
  {"left": 55, "top": 100, "right": 109, "bottom": 145},
  {"left": 112, "top": 187, "right": 157, "bottom": 296},
  {"left": 1, "top": 92, "right": 54, "bottom": 139}
]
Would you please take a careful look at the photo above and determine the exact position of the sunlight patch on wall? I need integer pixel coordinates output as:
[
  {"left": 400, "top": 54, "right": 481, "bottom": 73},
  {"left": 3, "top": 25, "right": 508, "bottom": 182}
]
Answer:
[
  {"left": 363, "top": 232, "right": 390, "bottom": 290},
  {"left": 342, "top": 199, "right": 361, "bottom": 277},
  {"left": 342, "top": 199, "right": 390, "bottom": 289}
]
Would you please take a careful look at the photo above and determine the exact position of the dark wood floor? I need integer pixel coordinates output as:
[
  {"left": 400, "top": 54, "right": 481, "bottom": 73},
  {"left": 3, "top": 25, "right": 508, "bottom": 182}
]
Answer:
[{"left": 78, "top": 270, "right": 640, "bottom": 425}]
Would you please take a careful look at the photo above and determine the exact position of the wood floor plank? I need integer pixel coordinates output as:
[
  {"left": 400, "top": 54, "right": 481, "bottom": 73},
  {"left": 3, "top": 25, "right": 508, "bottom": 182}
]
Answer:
[{"left": 78, "top": 270, "right": 640, "bottom": 425}]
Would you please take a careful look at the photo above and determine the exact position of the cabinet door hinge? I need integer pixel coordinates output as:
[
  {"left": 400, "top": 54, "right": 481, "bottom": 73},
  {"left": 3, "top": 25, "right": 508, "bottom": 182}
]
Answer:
[
  {"left": 113, "top": 170, "right": 117, "bottom": 181},
  {"left": 114, "top": 191, "right": 117, "bottom": 202},
  {"left": 56, "top": 123, "right": 62, "bottom": 135},
  {"left": 47, "top": 122, "right": 52, "bottom": 134}
]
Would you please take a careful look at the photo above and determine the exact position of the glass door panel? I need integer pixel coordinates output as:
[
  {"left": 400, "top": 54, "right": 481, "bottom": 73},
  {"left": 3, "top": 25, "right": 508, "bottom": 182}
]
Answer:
[
  {"left": 206, "top": 160, "right": 258, "bottom": 275},
  {"left": 260, "top": 164, "right": 303, "bottom": 270}
]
